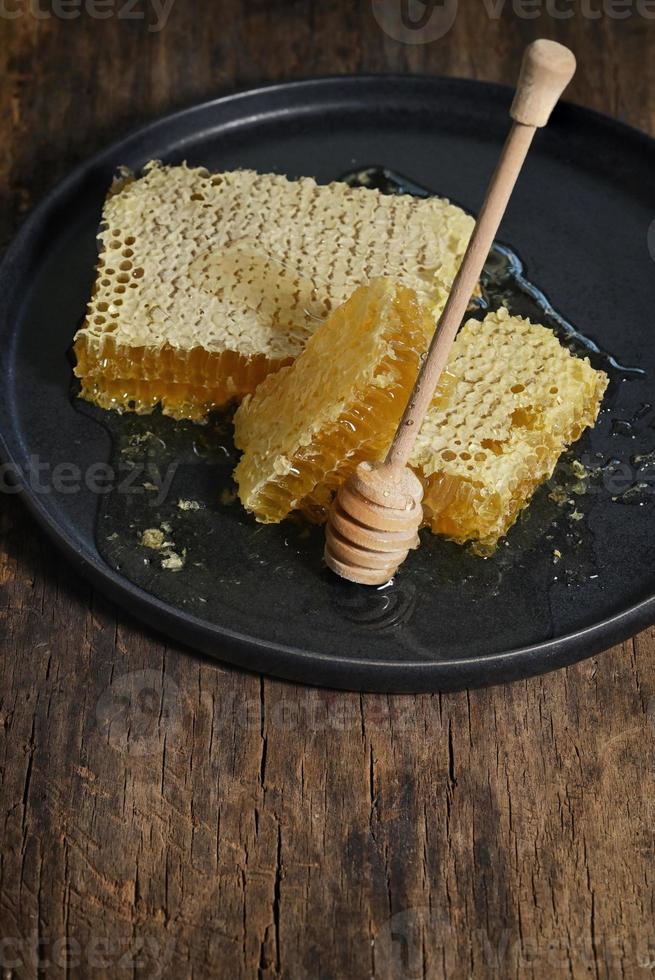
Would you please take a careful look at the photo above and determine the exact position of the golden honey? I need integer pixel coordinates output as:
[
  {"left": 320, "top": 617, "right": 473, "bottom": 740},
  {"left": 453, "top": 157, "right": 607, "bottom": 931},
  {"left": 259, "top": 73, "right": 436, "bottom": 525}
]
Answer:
[{"left": 74, "top": 335, "right": 290, "bottom": 421}]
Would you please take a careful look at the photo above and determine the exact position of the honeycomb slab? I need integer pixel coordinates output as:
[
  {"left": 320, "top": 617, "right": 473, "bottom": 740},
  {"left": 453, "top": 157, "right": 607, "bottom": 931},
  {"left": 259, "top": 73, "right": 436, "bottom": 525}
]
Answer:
[
  {"left": 73, "top": 163, "right": 473, "bottom": 420},
  {"left": 409, "top": 307, "right": 609, "bottom": 550},
  {"left": 233, "top": 278, "right": 439, "bottom": 523}
]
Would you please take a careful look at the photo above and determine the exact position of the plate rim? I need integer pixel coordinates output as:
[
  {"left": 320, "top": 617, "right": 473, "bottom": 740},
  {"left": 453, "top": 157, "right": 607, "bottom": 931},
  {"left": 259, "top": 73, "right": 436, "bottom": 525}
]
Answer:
[{"left": 1, "top": 73, "right": 654, "bottom": 692}]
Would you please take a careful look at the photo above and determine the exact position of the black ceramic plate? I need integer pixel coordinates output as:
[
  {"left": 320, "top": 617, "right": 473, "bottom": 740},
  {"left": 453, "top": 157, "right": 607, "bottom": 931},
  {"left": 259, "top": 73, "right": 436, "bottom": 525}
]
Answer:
[{"left": 1, "top": 76, "right": 655, "bottom": 692}]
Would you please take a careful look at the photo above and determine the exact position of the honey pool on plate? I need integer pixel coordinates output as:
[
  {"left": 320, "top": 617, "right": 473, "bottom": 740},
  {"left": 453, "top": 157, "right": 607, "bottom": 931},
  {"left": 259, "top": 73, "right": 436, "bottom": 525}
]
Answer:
[{"left": 73, "top": 168, "right": 651, "bottom": 656}]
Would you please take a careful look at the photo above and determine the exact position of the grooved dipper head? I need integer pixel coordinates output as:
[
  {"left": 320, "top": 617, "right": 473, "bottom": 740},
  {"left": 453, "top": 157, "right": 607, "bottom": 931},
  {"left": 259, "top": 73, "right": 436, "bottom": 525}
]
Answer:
[{"left": 324, "top": 461, "right": 424, "bottom": 585}]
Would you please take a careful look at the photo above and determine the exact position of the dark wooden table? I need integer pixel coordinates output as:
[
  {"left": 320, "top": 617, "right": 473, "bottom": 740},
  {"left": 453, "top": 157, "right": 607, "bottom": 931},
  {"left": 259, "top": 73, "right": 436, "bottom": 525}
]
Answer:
[{"left": 1, "top": 3, "right": 654, "bottom": 977}]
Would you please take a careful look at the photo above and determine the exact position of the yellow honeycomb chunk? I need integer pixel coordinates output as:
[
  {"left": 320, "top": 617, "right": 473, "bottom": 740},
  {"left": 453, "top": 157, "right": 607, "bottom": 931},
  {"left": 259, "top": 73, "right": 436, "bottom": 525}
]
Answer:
[
  {"left": 73, "top": 163, "right": 473, "bottom": 420},
  {"left": 233, "top": 279, "right": 440, "bottom": 523},
  {"left": 410, "top": 307, "right": 609, "bottom": 550},
  {"left": 73, "top": 340, "right": 286, "bottom": 422}
]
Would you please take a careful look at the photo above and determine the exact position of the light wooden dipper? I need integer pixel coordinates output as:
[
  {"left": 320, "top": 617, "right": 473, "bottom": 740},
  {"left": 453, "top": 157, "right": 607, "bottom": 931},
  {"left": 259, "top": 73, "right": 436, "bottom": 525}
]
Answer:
[{"left": 325, "top": 39, "right": 577, "bottom": 585}]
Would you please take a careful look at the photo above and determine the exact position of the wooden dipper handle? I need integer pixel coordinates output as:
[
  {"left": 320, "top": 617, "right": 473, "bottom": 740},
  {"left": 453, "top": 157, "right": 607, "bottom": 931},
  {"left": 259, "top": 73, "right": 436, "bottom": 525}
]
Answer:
[
  {"left": 325, "top": 40, "right": 576, "bottom": 585},
  {"left": 385, "top": 39, "right": 576, "bottom": 470},
  {"left": 511, "top": 39, "right": 577, "bottom": 127}
]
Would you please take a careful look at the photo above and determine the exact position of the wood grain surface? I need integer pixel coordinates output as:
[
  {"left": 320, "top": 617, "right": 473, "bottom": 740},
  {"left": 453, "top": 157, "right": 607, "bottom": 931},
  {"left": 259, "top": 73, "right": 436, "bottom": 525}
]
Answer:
[{"left": 1, "top": 2, "right": 654, "bottom": 977}]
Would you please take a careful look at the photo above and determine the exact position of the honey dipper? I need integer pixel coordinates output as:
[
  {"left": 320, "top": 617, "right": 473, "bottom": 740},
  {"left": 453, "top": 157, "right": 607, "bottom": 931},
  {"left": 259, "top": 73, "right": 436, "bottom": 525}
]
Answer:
[{"left": 325, "top": 39, "right": 577, "bottom": 585}]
